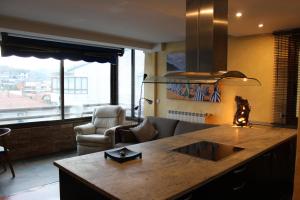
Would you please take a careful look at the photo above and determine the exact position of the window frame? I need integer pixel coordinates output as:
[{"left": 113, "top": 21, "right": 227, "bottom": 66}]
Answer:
[
  {"left": 131, "top": 49, "right": 136, "bottom": 118},
  {"left": 0, "top": 48, "right": 143, "bottom": 127}
]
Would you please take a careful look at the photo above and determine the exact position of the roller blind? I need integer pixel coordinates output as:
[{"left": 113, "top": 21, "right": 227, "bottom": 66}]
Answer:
[
  {"left": 273, "top": 29, "right": 300, "bottom": 126},
  {"left": 0, "top": 33, "right": 124, "bottom": 65}
]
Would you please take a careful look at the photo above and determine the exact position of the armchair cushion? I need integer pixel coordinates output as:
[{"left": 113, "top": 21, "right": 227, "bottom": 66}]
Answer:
[
  {"left": 93, "top": 105, "right": 125, "bottom": 128},
  {"left": 76, "top": 134, "right": 110, "bottom": 145},
  {"left": 94, "top": 106, "right": 123, "bottom": 118},
  {"left": 96, "top": 128, "right": 107, "bottom": 135},
  {"left": 74, "top": 123, "right": 96, "bottom": 135},
  {"left": 130, "top": 118, "right": 158, "bottom": 142},
  {"left": 94, "top": 118, "right": 118, "bottom": 129}
]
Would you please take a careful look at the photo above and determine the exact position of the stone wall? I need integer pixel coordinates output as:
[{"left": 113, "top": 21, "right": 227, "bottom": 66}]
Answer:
[{"left": 5, "top": 120, "right": 89, "bottom": 160}]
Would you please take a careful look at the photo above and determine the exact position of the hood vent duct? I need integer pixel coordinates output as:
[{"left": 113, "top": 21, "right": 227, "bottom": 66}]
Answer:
[
  {"left": 144, "top": 0, "right": 261, "bottom": 86},
  {"left": 186, "top": 0, "right": 227, "bottom": 72}
]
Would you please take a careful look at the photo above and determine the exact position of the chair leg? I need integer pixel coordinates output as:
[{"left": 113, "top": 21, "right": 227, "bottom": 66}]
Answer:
[{"left": 4, "top": 153, "right": 15, "bottom": 178}]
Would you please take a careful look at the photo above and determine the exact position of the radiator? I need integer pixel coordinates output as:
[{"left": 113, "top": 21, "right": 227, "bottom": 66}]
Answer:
[{"left": 167, "top": 110, "right": 211, "bottom": 123}]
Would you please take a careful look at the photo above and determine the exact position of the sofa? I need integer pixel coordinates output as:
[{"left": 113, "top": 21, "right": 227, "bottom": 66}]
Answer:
[
  {"left": 113, "top": 116, "right": 217, "bottom": 147},
  {"left": 74, "top": 105, "right": 125, "bottom": 155}
]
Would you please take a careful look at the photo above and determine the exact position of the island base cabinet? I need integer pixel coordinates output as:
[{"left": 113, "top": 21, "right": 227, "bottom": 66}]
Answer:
[
  {"left": 59, "top": 170, "right": 110, "bottom": 200},
  {"left": 271, "top": 137, "right": 296, "bottom": 199},
  {"left": 178, "top": 136, "right": 297, "bottom": 200},
  {"left": 247, "top": 136, "right": 296, "bottom": 200},
  {"left": 188, "top": 165, "right": 249, "bottom": 200}
]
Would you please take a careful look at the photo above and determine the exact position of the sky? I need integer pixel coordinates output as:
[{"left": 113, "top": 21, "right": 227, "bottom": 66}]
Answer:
[{"left": 0, "top": 55, "right": 60, "bottom": 72}]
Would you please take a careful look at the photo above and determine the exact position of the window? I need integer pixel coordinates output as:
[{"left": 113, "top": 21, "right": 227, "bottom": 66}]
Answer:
[
  {"left": 0, "top": 54, "right": 112, "bottom": 125},
  {"left": 118, "top": 49, "right": 145, "bottom": 118},
  {"left": 52, "top": 77, "right": 60, "bottom": 93},
  {"left": 0, "top": 53, "right": 61, "bottom": 124},
  {"left": 62, "top": 77, "right": 88, "bottom": 94},
  {"left": 273, "top": 30, "right": 300, "bottom": 126},
  {"left": 0, "top": 36, "right": 144, "bottom": 125},
  {"left": 64, "top": 60, "right": 110, "bottom": 119}
]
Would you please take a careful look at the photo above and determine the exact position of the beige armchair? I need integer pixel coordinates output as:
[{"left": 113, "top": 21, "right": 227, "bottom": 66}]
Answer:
[{"left": 74, "top": 105, "right": 125, "bottom": 155}]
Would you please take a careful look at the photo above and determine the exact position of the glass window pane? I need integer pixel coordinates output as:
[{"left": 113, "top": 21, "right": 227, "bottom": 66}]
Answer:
[
  {"left": 135, "top": 50, "right": 145, "bottom": 117},
  {"left": 0, "top": 49, "right": 61, "bottom": 125},
  {"left": 118, "top": 49, "right": 132, "bottom": 116},
  {"left": 52, "top": 78, "right": 59, "bottom": 93},
  {"left": 69, "top": 78, "right": 75, "bottom": 89},
  {"left": 64, "top": 60, "right": 110, "bottom": 119},
  {"left": 75, "top": 78, "right": 81, "bottom": 90},
  {"left": 82, "top": 78, "right": 88, "bottom": 90}
]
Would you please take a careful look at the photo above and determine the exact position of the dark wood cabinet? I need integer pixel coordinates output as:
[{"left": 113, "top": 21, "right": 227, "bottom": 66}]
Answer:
[
  {"left": 246, "top": 150, "right": 273, "bottom": 199},
  {"left": 270, "top": 137, "right": 296, "bottom": 199},
  {"left": 247, "top": 137, "right": 296, "bottom": 200},
  {"left": 180, "top": 136, "right": 297, "bottom": 200}
]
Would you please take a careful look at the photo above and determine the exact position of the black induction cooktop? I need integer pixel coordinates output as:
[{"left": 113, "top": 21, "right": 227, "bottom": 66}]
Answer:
[{"left": 172, "top": 141, "right": 244, "bottom": 161}]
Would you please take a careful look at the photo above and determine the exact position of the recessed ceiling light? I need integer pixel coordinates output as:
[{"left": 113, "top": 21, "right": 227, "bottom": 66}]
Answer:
[
  {"left": 236, "top": 12, "right": 243, "bottom": 18},
  {"left": 258, "top": 23, "right": 264, "bottom": 28}
]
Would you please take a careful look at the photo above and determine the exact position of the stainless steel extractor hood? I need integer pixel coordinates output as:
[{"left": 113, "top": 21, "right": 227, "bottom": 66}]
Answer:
[{"left": 144, "top": 0, "right": 261, "bottom": 86}]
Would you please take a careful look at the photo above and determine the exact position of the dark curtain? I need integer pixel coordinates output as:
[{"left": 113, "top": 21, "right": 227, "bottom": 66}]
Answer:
[
  {"left": 1, "top": 33, "right": 124, "bottom": 65},
  {"left": 273, "top": 29, "right": 300, "bottom": 126}
]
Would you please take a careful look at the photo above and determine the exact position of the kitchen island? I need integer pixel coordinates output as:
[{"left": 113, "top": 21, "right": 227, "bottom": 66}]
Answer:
[{"left": 54, "top": 125, "right": 297, "bottom": 200}]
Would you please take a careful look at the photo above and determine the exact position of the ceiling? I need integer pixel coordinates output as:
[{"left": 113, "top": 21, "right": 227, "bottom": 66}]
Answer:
[{"left": 0, "top": 0, "right": 300, "bottom": 44}]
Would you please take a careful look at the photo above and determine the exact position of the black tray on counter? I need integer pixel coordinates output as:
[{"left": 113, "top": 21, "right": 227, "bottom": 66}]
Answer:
[{"left": 104, "top": 147, "right": 142, "bottom": 163}]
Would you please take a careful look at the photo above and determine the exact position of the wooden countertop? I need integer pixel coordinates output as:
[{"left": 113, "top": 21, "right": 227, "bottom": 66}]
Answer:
[{"left": 54, "top": 125, "right": 297, "bottom": 200}]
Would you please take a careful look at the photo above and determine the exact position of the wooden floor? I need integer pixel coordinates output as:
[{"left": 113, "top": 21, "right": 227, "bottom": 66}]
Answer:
[{"left": 0, "top": 182, "right": 59, "bottom": 200}]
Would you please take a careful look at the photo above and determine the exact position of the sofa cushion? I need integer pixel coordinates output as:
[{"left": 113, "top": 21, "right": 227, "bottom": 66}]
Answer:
[
  {"left": 119, "top": 129, "right": 138, "bottom": 143},
  {"left": 130, "top": 118, "right": 158, "bottom": 142},
  {"left": 115, "top": 125, "right": 138, "bottom": 144},
  {"left": 147, "top": 116, "right": 179, "bottom": 139},
  {"left": 174, "top": 121, "right": 217, "bottom": 135}
]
